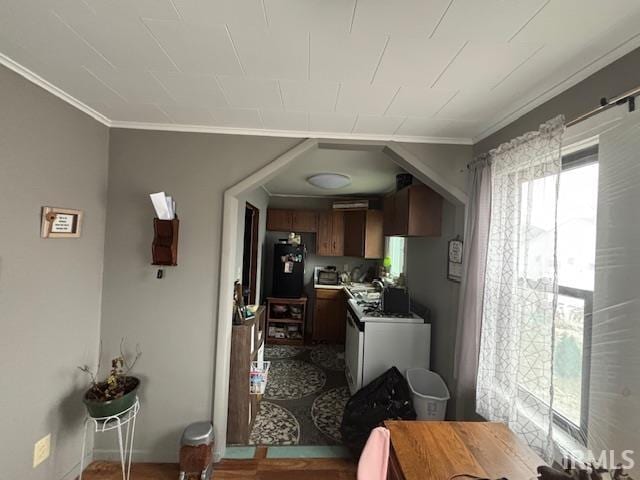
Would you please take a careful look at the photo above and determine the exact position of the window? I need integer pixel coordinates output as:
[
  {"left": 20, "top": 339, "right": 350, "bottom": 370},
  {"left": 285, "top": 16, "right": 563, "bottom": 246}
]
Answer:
[
  {"left": 518, "top": 146, "right": 598, "bottom": 443},
  {"left": 385, "top": 236, "right": 406, "bottom": 279}
]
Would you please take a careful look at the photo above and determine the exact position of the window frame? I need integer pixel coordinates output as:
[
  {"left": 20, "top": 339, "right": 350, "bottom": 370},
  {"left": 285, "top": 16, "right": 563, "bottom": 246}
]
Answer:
[
  {"left": 553, "top": 145, "right": 598, "bottom": 444},
  {"left": 515, "top": 145, "right": 598, "bottom": 445}
]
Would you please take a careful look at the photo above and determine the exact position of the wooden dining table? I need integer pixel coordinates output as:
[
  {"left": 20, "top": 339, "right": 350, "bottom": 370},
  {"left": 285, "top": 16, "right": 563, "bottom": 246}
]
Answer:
[{"left": 384, "top": 421, "right": 544, "bottom": 480}]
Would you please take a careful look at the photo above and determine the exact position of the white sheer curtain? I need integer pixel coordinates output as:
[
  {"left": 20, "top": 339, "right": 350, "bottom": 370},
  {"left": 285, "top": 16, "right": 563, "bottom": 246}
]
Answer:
[{"left": 476, "top": 116, "right": 565, "bottom": 461}]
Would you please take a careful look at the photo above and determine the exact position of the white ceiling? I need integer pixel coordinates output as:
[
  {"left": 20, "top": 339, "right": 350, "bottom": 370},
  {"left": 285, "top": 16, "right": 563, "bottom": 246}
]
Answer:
[
  {"left": 263, "top": 147, "right": 403, "bottom": 196},
  {"left": 1, "top": 0, "right": 640, "bottom": 143}
]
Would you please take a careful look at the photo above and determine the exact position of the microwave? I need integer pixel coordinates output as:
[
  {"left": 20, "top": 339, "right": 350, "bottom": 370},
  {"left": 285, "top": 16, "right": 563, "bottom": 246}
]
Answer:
[{"left": 315, "top": 267, "right": 339, "bottom": 286}]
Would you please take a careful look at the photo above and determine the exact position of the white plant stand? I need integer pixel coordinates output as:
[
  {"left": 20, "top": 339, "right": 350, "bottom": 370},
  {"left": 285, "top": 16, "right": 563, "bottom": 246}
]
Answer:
[{"left": 79, "top": 398, "right": 140, "bottom": 480}]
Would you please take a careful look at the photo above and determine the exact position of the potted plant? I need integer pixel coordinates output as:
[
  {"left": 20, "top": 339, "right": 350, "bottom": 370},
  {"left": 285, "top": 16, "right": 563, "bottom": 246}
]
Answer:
[{"left": 78, "top": 339, "right": 142, "bottom": 418}]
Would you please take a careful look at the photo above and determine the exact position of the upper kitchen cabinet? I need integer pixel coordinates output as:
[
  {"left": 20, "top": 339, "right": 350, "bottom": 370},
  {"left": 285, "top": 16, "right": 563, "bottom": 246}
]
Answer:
[
  {"left": 344, "top": 210, "right": 384, "bottom": 259},
  {"left": 267, "top": 208, "right": 317, "bottom": 232},
  {"left": 317, "top": 211, "right": 344, "bottom": 256},
  {"left": 384, "top": 184, "right": 442, "bottom": 237}
]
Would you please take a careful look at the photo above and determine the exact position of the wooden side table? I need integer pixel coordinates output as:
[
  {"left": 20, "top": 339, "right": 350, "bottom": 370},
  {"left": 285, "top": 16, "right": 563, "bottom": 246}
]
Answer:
[{"left": 266, "top": 296, "right": 307, "bottom": 346}]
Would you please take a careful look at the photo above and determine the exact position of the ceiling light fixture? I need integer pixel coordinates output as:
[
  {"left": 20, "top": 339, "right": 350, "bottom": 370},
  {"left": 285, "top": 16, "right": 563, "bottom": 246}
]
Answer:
[{"left": 306, "top": 173, "right": 352, "bottom": 189}]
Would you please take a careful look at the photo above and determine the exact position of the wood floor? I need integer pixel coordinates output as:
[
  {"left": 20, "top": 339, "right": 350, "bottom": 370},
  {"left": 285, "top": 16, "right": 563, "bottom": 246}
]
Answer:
[{"left": 82, "top": 447, "right": 357, "bottom": 480}]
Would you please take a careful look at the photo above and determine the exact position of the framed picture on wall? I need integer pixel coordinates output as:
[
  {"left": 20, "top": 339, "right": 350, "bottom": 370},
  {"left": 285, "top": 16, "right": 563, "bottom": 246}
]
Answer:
[
  {"left": 41, "top": 206, "right": 83, "bottom": 238},
  {"left": 447, "top": 238, "right": 463, "bottom": 282}
]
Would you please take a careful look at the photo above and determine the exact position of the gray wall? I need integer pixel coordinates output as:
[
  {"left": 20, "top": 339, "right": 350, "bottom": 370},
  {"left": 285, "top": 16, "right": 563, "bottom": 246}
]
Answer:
[
  {"left": 98, "top": 130, "right": 300, "bottom": 461},
  {"left": 0, "top": 65, "right": 109, "bottom": 479},
  {"left": 475, "top": 47, "right": 640, "bottom": 154},
  {"left": 405, "top": 201, "right": 464, "bottom": 410},
  {"left": 98, "top": 133, "right": 470, "bottom": 461}
]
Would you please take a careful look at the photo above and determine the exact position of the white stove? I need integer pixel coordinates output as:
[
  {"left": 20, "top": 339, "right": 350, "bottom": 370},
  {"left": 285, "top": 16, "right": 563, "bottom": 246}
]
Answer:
[
  {"left": 347, "top": 298, "right": 425, "bottom": 323},
  {"left": 344, "top": 297, "right": 431, "bottom": 394}
]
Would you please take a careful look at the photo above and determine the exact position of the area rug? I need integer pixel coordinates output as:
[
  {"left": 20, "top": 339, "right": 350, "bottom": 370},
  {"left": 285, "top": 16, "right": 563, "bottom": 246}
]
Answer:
[{"left": 250, "top": 344, "right": 348, "bottom": 446}]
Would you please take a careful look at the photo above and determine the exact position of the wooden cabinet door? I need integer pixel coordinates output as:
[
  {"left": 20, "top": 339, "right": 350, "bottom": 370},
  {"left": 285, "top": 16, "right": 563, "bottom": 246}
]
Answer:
[
  {"left": 384, "top": 195, "right": 399, "bottom": 236},
  {"left": 313, "top": 289, "right": 346, "bottom": 343},
  {"left": 267, "top": 209, "right": 292, "bottom": 231},
  {"left": 407, "top": 185, "right": 442, "bottom": 236},
  {"left": 343, "top": 210, "right": 365, "bottom": 257},
  {"left": 364, "top": 210, "right": 384, "bottom": 258},
  {"left": 331, "top": 211, "right": 344, "bottom": 256},
  {"left": 292, "top": 210, "right": 317, "bottom": 233},
  {"left": 316, "top": 212, "right": 333, "bottom": 256}
]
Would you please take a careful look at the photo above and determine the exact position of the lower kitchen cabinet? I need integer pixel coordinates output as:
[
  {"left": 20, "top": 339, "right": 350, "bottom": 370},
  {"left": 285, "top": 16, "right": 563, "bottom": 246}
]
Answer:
[{"left": 312, "top": 288, "right": 346, "bottom": 343}]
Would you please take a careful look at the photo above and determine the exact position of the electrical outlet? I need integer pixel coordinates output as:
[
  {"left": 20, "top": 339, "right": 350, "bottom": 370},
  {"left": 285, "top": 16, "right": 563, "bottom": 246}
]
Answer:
[{"left": 33, "top": 433, "right": 51, "bottom": 468}]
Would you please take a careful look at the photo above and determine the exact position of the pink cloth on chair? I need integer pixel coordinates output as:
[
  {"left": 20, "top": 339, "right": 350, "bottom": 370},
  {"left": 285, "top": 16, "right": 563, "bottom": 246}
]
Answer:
[{"left": 357, "top": 426, "right": 390, "bottom": 480}]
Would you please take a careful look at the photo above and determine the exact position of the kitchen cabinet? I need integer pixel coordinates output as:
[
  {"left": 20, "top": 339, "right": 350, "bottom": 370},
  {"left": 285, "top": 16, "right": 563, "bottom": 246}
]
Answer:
[
  {"left": 266, "top": 208, "right": 317, "bottom": 232},
  {"left": 313, "top": 288, "right": 346, "bottom": 343},
  {"left": 316, "top": 211, "right": 344, "bottom": 256},
  {"left": 344, "top": 210, "right": 384, "bottom": 258},
  {"left": 383, "top": 184, "right": 442, "bottom": 237},
  {"left": 291, "top": 210, "right": 317, "bottom": 232}
]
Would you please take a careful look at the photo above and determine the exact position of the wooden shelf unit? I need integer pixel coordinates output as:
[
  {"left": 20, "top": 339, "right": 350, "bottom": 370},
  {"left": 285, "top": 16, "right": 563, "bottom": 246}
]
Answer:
[
  {"left": 227, "top": 306, "right": 266, "bottom": 445},
  {"left": 266, "top": 297, "right": 307, "bottom": 346}
]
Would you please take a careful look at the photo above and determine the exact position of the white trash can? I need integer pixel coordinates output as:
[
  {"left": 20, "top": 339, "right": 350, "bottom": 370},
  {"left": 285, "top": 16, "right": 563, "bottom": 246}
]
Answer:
[{"left": 405, "top": 368, "right": 450, "bottom": 421}]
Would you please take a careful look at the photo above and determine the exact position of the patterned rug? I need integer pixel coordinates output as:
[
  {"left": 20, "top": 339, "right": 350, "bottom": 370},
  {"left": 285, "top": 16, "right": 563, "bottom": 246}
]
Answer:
[{"left": 250, "top": 344, "right": 349, "bottom": 446}]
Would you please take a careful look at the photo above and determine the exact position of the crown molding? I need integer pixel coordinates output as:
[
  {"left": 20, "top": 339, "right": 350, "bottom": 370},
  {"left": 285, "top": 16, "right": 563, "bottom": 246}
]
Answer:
[
  {"left": 0, "top": 52, "right": 111, "bottom": 126},
  {"left": 108, "top": 120, "right": 473, "bottom": 145},
  {"left": 473, "top": 31, "right": 640, "bottom": 143}
]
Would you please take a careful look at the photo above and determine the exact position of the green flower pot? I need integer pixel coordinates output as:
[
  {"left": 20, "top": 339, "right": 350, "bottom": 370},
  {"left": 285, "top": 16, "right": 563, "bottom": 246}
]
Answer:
[{"left": 83, "top": 377, "right": 140, "bottom": 418}]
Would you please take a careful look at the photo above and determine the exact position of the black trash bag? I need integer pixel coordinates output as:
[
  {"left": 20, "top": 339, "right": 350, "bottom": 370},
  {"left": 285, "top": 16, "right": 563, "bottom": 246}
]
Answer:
[{"left": 340, "top": 367, "right": 416, "bottom": 456}]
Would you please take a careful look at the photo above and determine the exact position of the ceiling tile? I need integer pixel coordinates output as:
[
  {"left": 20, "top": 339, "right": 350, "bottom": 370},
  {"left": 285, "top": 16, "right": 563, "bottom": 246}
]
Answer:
[
  {"left": 279, "top": 80, "right": 339, "bottom": 112},
  {"left": 351, "top": 0, "right": 450, "bottom": 36},
  {"left": 230, "top": 27, "right": 308, "bottom": 80},
  {"left": 395, "top": 116, "right": 478, "bottom": 138},
  {"left": 144, "top": 20, "right": 242, "bottom": 74},
  {"left": 1, "top": 7, "right": 111, "bottom": 73},
  {"left": 353, "top": 115, "right": 405, "bottom": 135},
  {"left": 310, "top": 31, "right": 387, "bottom": 83},
  {"left": 84, "top": 65, "right": 175, "bottom": 105},
  {"left": 260, "top": 110, "right": 309, "bottom": 131},
  {"left": 431, "top": 0, "right": 548, "bottom": 42},
  {"left": 309, "top": 112, "right": 357, "bottom": 133},
  {"left": 83, "top": 0, "right": 180, "bottom": 21},
  {"left": 150, "top": 71, "right": 228, "bottom": 108},
  {"left": 217, "top": 76, "right": 283, "bottom": 110},
  {"left": 103, "top": 102, "right": 172, "bottom": 123},
  {"left": 395, "top": 117, "right": 446, "bottom": 136},
  {"left": 385, "top": 86, "right": 457, "bottom": 117},
  {"left": 373, "top": 36, "right": 465, "bottom": 86},
  {"left": 211, "top": 108, "right": 263, "bottom": 129},
  {"left": 54, "top": 7, "right": 176, "bottom": 71},
  {"left": 436, "top": 90, "right": 511, "bottom": 121},
  {"left": 157, "top": 105, "right": 217, "bottom": 125},
  {"left": 171, "top": 0, "right": 267, "bottom": 28},
  {"left": 511, "top": 0, "right": 640, "bottom": 44},
  {"left": 264, "top": 0, "right": 354, "bottom": 33},
  {"left": 431, "top": 41, "right": 543, "bottom": 91},
  {"left": 335, "top": 83, "right": 398, "bottom": 115}
]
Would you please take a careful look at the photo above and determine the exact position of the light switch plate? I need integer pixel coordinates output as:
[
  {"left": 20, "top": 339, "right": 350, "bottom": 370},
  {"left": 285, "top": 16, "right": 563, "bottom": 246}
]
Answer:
[{"left": 33, "top": 433, "right": 51, "bottom": 468}]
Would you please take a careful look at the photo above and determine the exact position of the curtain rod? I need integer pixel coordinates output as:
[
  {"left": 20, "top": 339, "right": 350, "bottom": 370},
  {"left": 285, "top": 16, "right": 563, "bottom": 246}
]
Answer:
[
  {"left": 566, "top": 84, "right": 639, "bottom": 127},
  {"left": 468, "top": 85, "right": 639, "bottom": 168}
]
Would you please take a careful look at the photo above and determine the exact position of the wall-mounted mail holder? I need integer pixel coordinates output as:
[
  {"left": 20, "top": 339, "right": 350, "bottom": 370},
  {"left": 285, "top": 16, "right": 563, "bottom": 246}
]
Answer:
[{"left": 152, "top": 217, "right": 179, "bottom": 267}]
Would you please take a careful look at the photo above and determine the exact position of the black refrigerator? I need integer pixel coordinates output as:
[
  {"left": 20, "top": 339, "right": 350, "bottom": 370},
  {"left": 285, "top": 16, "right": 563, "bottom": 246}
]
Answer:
[{"left": 272, "top": 243, "right": 305, "bottom": 298}]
